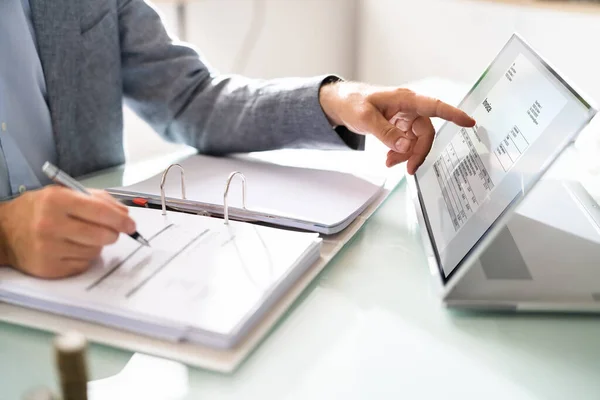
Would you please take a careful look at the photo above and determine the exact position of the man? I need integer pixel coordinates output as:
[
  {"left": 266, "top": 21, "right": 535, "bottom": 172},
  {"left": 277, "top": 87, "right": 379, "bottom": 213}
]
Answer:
[{"left": 0, "top": 0, "right": 475, "bottom": 279}]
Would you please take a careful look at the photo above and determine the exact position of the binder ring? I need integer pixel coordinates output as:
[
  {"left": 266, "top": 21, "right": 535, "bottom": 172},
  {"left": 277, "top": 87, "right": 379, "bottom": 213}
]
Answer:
[
  {"left": 160, "top": 163, "right": 187, "bottom": 215},
  {"left": 223, "top": 171, "right": 247, "bottom": 225}
]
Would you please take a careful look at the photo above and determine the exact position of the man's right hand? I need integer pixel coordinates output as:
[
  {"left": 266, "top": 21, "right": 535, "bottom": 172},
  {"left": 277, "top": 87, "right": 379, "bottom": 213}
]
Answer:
[{"left": 0, "top": 186, "right": 136, "bottom": 279}]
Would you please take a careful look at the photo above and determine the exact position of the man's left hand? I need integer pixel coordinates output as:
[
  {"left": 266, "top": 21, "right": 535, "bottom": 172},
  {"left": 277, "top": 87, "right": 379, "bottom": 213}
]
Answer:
[{"left": 319, "top": 81, "right": 476, "bottom": 174}]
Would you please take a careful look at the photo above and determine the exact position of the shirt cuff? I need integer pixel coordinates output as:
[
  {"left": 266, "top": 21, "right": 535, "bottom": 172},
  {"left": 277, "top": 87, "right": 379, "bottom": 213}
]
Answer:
[{"left": 335, "top": 125, "right": 365, "bottom": 150}]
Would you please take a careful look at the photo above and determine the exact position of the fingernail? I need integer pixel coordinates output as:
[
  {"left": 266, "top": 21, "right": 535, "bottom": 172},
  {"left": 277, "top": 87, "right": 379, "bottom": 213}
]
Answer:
[{"left": 395, "top": 138, "right": 411, "bottom": 153}]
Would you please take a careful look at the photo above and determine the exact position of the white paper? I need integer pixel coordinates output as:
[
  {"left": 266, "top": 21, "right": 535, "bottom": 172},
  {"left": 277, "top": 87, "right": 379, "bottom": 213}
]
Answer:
[
  {"left": 0, "top": 207, "right": 321, "bottom": 345},
  {"left": 110, "top": 151, "right": 388, "bottom": 229}
]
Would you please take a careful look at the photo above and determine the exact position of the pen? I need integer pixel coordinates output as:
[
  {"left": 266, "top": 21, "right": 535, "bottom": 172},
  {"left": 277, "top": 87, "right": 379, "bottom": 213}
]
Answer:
[{"left": 42, "top": 161, "right": 151, "bottom": 247}]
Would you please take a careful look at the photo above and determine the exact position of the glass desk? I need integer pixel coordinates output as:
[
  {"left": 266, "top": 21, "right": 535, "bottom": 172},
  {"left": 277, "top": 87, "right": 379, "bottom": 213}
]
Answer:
[{"left": 2, "top": 79, "right": 600, "bottom": 399}]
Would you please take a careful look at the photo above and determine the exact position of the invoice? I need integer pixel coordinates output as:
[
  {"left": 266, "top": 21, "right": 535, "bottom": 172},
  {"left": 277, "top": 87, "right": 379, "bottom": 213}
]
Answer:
[{"left": 418, "top": 52, "right": 568, "bottom": 276}]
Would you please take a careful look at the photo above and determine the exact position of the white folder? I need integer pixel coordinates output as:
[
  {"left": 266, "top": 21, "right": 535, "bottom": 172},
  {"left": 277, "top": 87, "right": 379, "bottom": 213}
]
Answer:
[{"left": 108, "top": 150, "right": 391, "bottom": 234}]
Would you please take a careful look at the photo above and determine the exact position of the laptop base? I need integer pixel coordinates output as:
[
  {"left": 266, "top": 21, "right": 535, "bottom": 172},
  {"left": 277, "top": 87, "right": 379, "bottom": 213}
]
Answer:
[{"left": 445, "top": 179, "right": 600, "bottom": 312}]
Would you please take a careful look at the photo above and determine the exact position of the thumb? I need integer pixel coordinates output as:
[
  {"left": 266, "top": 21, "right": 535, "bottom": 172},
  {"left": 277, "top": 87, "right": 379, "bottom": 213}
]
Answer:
[{"left": 368, "top": 110, "right": 415, "bottom": 153}]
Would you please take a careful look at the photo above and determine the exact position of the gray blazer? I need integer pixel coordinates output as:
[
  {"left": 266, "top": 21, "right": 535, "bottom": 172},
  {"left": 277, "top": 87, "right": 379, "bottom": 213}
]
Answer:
[{"left": 30, "top": 0, "right": 363, "bottom": 177}]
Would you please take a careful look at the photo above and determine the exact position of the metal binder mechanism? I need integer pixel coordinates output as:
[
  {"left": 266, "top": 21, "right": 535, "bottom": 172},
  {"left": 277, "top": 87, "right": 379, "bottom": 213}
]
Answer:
[
  {"left": 160, "top": 163, "right": 186, "bottom": 216},
  {"left": 223, "top": 171, "right": 247, "bottom": 225},
  {"left": 160, "top": 163, "right": 248, "bottom": 224}
]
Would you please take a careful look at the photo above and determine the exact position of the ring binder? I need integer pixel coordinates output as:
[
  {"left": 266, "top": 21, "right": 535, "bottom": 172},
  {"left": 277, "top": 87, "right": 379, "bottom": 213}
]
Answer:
[
  {"left": 109, "top": 152, "right": 391, "bottom": 234},
  {"left": 160, "top": 164, "right": 187, "bottom": 216},
  {"left": 158, "top": 164, "right": 249, "bottom": 224},
  {"left": 223, "top": 171, "right": 247, "bottom": 225}
]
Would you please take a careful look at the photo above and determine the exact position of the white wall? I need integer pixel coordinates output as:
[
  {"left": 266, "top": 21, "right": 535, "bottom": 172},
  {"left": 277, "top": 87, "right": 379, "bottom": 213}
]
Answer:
[
  {"left": 357, "top": 0, "right": 600, "bottom": 171},
  {"left": 124, "top": 0, "right": 357, "bottom": 163},
  {"left": 357, "top": 0, "right": 600, "bottom": 90},
  {"left": 184, "top": 0, "right": 357, "bottom": 78}
]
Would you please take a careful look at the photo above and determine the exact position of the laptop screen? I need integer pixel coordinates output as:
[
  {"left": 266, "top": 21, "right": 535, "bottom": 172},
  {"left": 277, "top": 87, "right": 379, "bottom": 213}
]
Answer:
[{"left": 414, "top": 34, "right": 596, "bottom": 283}]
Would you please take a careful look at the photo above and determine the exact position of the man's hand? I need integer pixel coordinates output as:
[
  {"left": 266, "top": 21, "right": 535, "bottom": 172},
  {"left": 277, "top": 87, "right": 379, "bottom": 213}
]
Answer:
[
  {"left": 0, "top": 186, "right": 136, "bottom": 279},
  {"left": 319, "top": 81, "right": 476, "bottom": 174}
]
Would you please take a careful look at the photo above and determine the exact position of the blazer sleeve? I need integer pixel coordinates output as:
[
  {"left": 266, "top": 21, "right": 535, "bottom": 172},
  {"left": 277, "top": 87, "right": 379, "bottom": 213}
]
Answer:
[{"left": 117, "top": 0, "right": 365, "bottom": 153}]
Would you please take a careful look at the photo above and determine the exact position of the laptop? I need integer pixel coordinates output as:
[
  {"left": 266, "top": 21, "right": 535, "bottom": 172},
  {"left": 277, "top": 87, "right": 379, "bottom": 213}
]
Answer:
[{"left": 407, "top": 33, "right": 600, "bottom": 312}]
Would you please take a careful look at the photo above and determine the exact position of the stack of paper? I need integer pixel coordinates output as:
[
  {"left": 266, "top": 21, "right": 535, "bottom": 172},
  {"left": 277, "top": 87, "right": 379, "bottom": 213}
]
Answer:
[
  {"left": 0, "top": 207, "right": 321, "bottom": 349},
  {"left": 108, "top": 152, "right": 388, "bottom": 234}
]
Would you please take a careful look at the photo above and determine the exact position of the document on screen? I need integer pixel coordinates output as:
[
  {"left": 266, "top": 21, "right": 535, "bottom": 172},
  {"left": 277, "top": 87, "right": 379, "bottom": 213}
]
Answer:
[{"left": 417, "top": 52, "right": 568, "bottom": 276}]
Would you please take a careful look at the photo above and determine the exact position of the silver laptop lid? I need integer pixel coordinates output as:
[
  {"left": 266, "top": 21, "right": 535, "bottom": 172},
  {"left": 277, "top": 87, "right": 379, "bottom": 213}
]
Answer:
[{"left": 408, "top": 33, "right": 597, "bottom": 293}]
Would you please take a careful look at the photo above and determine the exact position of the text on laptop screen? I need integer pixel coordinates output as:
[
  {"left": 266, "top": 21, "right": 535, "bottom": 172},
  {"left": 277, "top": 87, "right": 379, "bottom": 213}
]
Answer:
[{"left": 414, "top": 35, "right": 595, "bottom": 282}]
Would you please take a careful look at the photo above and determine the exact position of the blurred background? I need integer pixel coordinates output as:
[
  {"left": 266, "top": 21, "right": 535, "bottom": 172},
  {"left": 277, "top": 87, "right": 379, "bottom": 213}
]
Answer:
[{"left": 125, "top": 0, "right": 600, "bottom": 175}]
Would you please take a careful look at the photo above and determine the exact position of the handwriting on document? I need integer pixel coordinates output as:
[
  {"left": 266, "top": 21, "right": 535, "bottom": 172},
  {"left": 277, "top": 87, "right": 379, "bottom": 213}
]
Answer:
[{"left": 85, "top": 222, "right": 275, "bottom": 309}]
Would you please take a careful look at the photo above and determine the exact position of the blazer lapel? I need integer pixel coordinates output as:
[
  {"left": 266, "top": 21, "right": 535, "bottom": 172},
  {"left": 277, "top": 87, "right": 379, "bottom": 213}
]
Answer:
[{"left": 30, "top": 0, "right": 80, "bottom": 173}]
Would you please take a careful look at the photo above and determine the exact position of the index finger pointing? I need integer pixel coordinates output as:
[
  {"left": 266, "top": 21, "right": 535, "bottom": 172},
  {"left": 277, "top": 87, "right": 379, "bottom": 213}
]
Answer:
[{"left": 403, "top": 93, "right": 475, "bottom": 127}]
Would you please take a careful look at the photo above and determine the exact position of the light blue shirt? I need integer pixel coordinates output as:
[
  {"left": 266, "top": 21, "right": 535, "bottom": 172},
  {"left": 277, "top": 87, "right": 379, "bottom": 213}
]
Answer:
[{"left": 0, "top": 0, "right": 56, "bottom": 200}]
